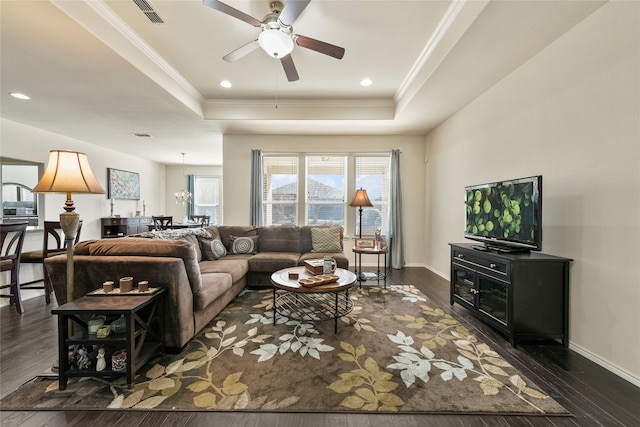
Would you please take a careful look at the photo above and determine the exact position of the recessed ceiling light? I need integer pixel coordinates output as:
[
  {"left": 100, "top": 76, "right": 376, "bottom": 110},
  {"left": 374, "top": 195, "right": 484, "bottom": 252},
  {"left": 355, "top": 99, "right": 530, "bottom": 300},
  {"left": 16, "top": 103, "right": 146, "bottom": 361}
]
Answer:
[
  {"left": 219, "top": 80, "right": 232, "bottom": 88},
  {"left": 9, "top": 92, "right": 31, "bottom": 100},
  {"left": 360, "top": 78, "right": 373, "bottom": 87}
]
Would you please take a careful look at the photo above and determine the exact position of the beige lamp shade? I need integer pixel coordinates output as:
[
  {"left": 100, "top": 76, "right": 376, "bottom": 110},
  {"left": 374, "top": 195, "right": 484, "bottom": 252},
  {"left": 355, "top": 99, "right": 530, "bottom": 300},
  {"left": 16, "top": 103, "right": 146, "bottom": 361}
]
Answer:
[
  {"left": 349, "top": 188, "right": 374, "bottom": 207},
  {"left": 33, "top": 150, "right": 105, "bottom": 195},
  {"left": 31, "top": 150, "right": 104, "bottom": 304}
]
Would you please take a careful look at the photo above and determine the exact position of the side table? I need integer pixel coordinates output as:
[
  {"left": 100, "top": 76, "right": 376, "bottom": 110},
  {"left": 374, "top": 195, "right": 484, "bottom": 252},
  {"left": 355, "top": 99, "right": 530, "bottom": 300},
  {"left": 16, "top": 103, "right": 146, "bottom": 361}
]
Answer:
[
  {"left": 352, "top": 246, "right": 388, "bottom": 288},
  {"left": 52, "top": 289, "right": 165, "bottom": 390}
]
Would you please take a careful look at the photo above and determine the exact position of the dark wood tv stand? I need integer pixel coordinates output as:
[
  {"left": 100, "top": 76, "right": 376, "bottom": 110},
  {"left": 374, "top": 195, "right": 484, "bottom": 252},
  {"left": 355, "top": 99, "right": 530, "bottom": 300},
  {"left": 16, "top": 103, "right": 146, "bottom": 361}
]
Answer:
[{"left": 449, "top": 243, "right": 572, "bottom": 347}]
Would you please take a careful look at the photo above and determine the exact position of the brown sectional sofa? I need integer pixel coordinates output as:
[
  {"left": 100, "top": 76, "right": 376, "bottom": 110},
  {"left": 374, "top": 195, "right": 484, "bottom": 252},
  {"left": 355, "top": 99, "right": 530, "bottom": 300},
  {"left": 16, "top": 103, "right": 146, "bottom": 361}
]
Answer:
[{"left": 45, "top": 225, "right": 348, "bottom": 350}]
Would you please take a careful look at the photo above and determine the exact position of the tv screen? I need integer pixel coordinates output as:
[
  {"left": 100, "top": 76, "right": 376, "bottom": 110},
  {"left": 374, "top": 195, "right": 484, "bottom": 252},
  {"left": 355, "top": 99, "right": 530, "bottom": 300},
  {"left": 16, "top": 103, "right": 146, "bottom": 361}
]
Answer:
[{"left": 464, "top": 175, "right": 542, "bottom": 252}]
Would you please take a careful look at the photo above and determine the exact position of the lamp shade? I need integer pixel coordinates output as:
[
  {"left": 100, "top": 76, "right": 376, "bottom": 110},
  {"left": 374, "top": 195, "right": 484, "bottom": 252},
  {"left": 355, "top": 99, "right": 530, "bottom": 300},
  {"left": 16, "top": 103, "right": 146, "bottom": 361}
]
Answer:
[
  {"left": 349, "top": 188, "right": 374, "bottom": 207},
  {"left": 32, "top": 150, "right": 105, "bottom": 195}
]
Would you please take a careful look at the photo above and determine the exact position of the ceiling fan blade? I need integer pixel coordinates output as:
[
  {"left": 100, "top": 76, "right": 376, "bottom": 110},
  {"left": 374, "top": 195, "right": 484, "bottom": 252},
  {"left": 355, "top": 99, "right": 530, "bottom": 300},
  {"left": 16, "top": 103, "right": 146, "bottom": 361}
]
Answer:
[
  {"left": 223, "top": 39, "right": 260, "bottom": 62},
  {"left": 202, "top": 0, "right": 262, "bottom": 27},
  {"left": 280, "top": 55, "right": 299, "bottom": 82},
  {"left": 278, "top": 0, "right": 311, "bottom": 26},
  {"left": 294, "top": 35, "right": 345, "bottom": 60}
]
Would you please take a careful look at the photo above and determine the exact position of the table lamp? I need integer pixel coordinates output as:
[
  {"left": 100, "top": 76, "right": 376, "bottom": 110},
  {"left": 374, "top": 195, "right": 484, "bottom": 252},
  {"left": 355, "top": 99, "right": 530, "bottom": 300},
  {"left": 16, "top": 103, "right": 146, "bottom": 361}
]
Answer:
[
  {"left": 349, "top": 188, "right": 373, "bottom": 238},
  {"left": 32, "top": 150, "right": 105, "bottom": 303}
]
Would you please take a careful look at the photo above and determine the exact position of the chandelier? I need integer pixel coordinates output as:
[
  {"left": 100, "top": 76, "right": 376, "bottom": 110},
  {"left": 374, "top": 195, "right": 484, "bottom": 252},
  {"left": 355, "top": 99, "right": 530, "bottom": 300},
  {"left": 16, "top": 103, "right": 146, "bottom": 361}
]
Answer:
[{"left": 175, "top": 153, "right": 192, "bottom": 206}]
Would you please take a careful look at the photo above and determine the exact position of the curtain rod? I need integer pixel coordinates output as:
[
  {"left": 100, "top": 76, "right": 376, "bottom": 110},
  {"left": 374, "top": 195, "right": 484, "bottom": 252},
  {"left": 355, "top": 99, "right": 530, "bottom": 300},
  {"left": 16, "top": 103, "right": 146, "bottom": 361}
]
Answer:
[{"left": 261, "top": 151, "right": 395, "bottom": 156}]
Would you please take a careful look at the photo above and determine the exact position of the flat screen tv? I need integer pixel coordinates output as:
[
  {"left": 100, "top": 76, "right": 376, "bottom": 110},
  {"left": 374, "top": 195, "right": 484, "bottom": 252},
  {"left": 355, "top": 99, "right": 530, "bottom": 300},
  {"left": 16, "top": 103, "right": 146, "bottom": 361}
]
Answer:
[{"left": 464, "top": 175, "right": 542, "bottom": 252}]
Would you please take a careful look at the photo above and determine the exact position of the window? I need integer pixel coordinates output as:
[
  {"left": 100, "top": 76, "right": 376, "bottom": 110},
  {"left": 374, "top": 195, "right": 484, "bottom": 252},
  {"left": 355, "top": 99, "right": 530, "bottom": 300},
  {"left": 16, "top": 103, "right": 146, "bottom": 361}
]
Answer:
[
  {"left": 306, "top": 156, "right": 346, "bottom": 226},
  {"left": 263, "top": 156, "right": 298, "bottom": 225},
  {"left": 355, "top": 156, "right": 390, "bottom": 237},
  {"left": 261, "top": 153, "right": 390, "bottom": 236},
  {"left": 191, "top": 176, "right": 221, "bottom": 225}
]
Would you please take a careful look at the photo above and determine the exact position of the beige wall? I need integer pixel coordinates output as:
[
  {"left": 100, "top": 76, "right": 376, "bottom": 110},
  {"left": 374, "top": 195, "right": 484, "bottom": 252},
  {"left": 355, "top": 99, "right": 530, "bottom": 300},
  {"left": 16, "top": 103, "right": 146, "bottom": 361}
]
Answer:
[
  {"left": 425, "top": 2, "right": 639, "bottom": 385},
  {"left": 223, "top": 134, "right": 426, "bottom": 267},
  {"left": 0, "top": 118, "right": 166, "bottom": 244}
]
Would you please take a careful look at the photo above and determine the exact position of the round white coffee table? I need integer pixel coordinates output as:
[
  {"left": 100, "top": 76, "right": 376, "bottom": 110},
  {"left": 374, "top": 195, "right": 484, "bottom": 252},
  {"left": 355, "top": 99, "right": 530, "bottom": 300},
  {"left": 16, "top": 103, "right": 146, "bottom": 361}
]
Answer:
[{"left": 270, "top": 266, "right": 357, "bottom": 333}]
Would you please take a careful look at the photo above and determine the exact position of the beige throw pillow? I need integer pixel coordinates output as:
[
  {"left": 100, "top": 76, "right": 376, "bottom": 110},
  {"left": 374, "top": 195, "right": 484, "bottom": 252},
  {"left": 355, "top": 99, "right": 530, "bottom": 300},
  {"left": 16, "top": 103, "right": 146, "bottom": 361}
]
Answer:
[{"left": 311, "top": 227, "right": 342, "bottom": 252}]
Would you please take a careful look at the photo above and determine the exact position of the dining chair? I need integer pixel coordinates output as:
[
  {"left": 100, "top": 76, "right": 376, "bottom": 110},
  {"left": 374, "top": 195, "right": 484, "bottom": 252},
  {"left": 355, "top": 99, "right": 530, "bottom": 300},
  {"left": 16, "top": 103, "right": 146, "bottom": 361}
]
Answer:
[
  {"left": 189, "top": 215, "right": 210, "bottom": 226},
  {"left": 152, "top": 216, "right": 173, "bottom": 230},
  {"left": 20, "top": 220, "right": 83, "bottom": 304},
  {"left": 1, "top": 222, "right": 28, "bottom": 314}
]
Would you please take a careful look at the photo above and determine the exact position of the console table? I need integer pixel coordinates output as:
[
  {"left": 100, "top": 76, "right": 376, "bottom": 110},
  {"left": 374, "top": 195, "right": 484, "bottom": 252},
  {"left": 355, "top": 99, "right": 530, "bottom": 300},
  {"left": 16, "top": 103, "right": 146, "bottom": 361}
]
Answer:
[
  {"left": 101, "top": 217, "right": 151, "bottom": 238},
  {"left": 52, "top": 289, "right": 165, "bottom": 389},
  {"left": 449, "top": 243, "right": 572, "bottom": 347}
]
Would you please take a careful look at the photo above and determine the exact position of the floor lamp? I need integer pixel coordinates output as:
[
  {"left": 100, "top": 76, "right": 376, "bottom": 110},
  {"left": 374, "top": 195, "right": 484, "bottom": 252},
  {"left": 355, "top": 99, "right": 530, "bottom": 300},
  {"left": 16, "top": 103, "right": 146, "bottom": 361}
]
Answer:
[
  {"left": 349, "top": 188, "right": 373, "bottom": 238},
  {"left": 32, "top": 150, "right": 104, "bottom": 304}
]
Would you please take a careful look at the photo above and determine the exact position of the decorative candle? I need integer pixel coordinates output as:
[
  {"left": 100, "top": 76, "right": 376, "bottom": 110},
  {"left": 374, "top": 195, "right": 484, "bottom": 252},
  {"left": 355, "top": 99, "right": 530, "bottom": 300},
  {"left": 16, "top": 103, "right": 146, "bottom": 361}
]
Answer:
[
  {"left": 138, "top": 280, "right": 149, "bottom": 292},
  {"left": 103, "top": 281, "right": 114, "bottom": 293},
  {"left": 119, "top": 277, "right": 133, "bottom": 293}
]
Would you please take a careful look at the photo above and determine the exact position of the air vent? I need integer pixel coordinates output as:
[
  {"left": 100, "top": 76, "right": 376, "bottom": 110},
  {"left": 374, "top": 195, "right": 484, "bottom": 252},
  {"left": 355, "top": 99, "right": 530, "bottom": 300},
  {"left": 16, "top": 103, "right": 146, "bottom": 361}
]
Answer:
[{"left": 132, "top": 0, "right": 165, "bottom": 24}]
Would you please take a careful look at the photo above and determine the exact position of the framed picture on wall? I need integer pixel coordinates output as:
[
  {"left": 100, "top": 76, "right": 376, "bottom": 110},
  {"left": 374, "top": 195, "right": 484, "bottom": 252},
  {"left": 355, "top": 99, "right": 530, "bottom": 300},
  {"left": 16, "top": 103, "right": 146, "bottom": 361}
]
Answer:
[
  {"left": 108, "top": 168, "right": 140, "bottom": 200},
  {"left": 355, "top": 238, "right": 376, "bottom": 249}
]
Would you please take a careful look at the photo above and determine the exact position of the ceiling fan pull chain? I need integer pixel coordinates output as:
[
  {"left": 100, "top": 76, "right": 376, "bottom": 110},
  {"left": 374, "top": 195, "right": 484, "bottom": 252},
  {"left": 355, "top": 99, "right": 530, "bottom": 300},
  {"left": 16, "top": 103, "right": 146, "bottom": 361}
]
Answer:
[{"left": 274, "top": 59, "right": 279, "bottom": 109}]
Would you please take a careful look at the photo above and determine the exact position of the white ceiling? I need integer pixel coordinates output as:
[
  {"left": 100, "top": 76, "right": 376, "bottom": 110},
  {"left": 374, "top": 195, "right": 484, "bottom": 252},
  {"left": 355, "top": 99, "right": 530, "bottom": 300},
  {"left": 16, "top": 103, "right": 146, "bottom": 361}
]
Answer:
[{"left": 0, "top": 0, "right": 605, "bottom": 166}]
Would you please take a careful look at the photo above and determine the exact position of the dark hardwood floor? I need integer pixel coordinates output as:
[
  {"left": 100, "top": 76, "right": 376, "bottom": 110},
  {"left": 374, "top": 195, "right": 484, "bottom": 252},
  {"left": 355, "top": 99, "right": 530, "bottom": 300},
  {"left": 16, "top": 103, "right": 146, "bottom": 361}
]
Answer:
[{"left": 1, "top": 267, "right": 638, "bottom": 426}]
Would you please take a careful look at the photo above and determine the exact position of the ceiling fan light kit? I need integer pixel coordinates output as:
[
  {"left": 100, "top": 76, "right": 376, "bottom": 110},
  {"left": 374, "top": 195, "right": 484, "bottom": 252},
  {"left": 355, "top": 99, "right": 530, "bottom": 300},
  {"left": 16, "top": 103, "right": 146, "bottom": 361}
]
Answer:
[
  {"left": 204, "top": 0, "right": 345, "bottom": 82},
  {"left": 259, "top": 27, "right": 294, "bottom": 58}
]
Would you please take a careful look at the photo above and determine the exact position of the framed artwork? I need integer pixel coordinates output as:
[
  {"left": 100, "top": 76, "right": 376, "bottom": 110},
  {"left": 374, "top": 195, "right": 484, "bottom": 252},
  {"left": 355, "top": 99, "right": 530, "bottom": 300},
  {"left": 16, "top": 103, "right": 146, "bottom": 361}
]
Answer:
[
  {"left": 108, "top": 168, "right": 140, "bottom": 200},
  {"left": 355, "top": 238, "right": 376, "bottom": 249}
]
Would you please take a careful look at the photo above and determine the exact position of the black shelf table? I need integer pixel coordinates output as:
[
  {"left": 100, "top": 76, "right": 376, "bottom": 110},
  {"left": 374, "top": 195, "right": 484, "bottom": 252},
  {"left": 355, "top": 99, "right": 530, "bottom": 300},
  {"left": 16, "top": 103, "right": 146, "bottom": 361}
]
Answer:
[
  {"left": 352, "top": 246, "right": 388, "bottom": 288},
  {"left": 52, "top": 288, "right": 165, "bottom": 390}
]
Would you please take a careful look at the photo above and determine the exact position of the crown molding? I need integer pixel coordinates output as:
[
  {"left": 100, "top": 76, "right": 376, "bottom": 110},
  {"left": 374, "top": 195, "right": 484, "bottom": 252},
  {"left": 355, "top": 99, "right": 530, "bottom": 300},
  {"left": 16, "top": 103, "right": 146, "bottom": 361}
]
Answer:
[{"left": 203, "top": 98, "right": 394, "bottom": 121}]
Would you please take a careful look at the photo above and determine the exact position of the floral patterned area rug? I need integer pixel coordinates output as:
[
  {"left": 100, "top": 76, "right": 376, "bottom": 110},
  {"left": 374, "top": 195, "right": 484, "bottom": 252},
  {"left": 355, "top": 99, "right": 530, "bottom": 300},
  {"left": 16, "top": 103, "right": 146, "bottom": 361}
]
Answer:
[{"left": 0, "top": 285, "right": 569, "bottom": 415}]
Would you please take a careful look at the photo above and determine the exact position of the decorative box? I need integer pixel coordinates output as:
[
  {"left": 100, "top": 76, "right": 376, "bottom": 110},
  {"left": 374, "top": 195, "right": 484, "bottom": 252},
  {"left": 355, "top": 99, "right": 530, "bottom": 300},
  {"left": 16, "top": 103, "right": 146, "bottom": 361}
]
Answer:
[
  {"left": 304, "top": 259, "right": 325, "bottom": 275},
  {"left": 96, "top": 325, "right": 111, "bottom": 338}
]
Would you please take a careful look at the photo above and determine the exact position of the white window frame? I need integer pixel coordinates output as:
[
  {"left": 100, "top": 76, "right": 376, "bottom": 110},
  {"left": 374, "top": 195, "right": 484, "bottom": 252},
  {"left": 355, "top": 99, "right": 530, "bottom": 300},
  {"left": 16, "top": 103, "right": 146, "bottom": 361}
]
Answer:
[
  {"left": 192, "top": 175, "right": 222, "bottom": 225},
  {"left": 261, "top": 153, "right": 391, "bottom": 238}
]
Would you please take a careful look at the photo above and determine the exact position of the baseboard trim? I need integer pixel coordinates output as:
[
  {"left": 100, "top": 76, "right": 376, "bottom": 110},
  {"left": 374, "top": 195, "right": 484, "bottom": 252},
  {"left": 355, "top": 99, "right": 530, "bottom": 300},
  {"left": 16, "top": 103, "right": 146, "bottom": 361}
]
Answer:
[{"left": 569, "top": 342, "right": 640, "bottom": 388}]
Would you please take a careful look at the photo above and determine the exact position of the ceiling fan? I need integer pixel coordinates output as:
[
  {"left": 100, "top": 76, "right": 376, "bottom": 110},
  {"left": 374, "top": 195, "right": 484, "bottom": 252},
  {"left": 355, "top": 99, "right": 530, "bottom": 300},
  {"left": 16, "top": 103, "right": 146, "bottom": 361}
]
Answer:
[{"left": 203, "top": 0, "right": 345, "bottom": 82}]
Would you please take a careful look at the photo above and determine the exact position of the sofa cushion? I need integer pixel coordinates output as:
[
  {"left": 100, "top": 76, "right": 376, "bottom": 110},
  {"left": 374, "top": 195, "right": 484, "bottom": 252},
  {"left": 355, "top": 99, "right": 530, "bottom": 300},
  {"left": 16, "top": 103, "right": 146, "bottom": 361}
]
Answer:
[
  {"left": 194, "top": 273, "right": 232, "bottom": 312},
  {"left": 84, "top": 238, "right": 203, "bottom": 294},
  {"left": 247, "top": 252, "right": 300, "bottom": 273},
  {"left": 182, "top": 235, "right": 202, "bottom": 262},
  {"left": 230, "top": 235, "right": 258, "bottom": 254},
  {"left": 133, "top": 228, "right": 214, "bottom": 263},
  {"left": 257, "top": 226, "right": 301, "bottom": 253},
  {"left": 310, "top": 226, "right": 343, "bottom": 252},
  {"left": 199, "top": 258, "right": 249, "bottom": 284},
  {"left": 74, "top": 240, "right": 96, "bottom": 255}
]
